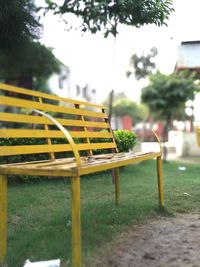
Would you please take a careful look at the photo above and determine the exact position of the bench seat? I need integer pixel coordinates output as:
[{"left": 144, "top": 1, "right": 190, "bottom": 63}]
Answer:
[{"left": 0, "top": 151, "right": 160, "bottom": 177}]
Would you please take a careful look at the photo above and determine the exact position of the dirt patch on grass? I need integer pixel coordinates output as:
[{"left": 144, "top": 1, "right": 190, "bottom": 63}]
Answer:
[{"left": 87, "top": 214, "right": 200, "bottom": 267}]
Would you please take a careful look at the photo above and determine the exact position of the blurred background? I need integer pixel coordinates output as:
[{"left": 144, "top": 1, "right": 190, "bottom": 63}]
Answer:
[{"left": 1, "top": 0, "right": 200, "bottom": 159}]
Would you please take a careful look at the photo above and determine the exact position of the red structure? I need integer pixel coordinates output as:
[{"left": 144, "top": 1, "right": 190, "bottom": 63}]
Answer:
[{"left": 122, "top": 116, "right": 132, "bottom": 130}]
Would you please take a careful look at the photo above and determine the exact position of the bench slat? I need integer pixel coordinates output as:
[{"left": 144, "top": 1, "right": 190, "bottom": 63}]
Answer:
[
  {"left": 0, "top": 96, "right": 107, "bottom": 119},
  {"left": 0, "top": 152, "right": 161, "bottom": 177},
  {"left": 0, "top": 164, "right": 76, "bottom": 177},
  {"left": 0, "top": 112, "right": 109, "bottom": 128},
  {"left": 0, "top": 129, "right": 113, "bottom": 139},
  {"left": 0, "top": 143, "right": 116, "bottom": 156},
  {"left": 80, "top": 152, "right": 161, "bottom": 175},
  {"left": 0, "top": 82, "right": 104, "bottom": 109}
]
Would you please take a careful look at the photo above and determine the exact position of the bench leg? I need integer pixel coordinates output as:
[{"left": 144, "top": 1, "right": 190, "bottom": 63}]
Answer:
[
  {"left": 0, "top": 175, "right": 7, "bottom": 267},
  {"left": 71, "top": 176, "right": 81, "bottom": 267},
  {"left": 113, "top": 168, "right": 120, "bottom": 206},
  {"left": 156, "top": 156, "right": 164, "bottom": 209}
]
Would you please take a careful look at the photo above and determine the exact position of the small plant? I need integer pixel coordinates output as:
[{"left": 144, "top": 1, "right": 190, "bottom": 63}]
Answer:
[{"left": 114, "top": 130, "right": 137, "bottom": 152}]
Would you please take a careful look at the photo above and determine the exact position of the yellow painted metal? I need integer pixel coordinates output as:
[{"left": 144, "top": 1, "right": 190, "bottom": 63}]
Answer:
[
  {"left": 0, "top": 82, "right": 105, "bottom": 109},
  {"left": 71, "top": 176, "right": 81, "bottom": 267},
  {"left": 102, "top": 108, "right": 118, "bottom": 153},
  {"left": 33, "top": 109, "right": 81, "bottom": 169},
  {"left": 0, "top": 164, "right": 76, "bottom": 177},
  {"left": 0, "top": 129, "right": 113, "bottom": 139},
  {"left": 38, "top": 97, "right": 55, "bottom": 160},
  {"left": 0, "top": 152, "right": 161, "bottom": 178},
  {"left": 113, "top": 168, "right": 120, "bottom": 206},
  {"left": 152, "top": 130, "right": 162, "bottom": 153},
  {"left": 0, "top": 112, "right": 110, "bottom": 129},
  {"left": 195, "top": 126, "right": 200, "bottom": 147},
  {"left": 0, "top": 96, "right": 107, "bottom": 119},
  {"left": 75, "top": 104, "right": 93, "bottom": 157},
  {"left": 71, "top": 131, "right": 113, "bottom": 139},
  {"left": 0, "top": 143, "right": 116, "bottom": 156},
  {"left": 156, "top": 156, "right": 164, "bottom": 209},
  {"left": 0, "top": 144, "right": 71, "bottom": 156},
  {"left": 80, "top": 152, "right": 161, "bottom": 176},
  {"left": 0, "top": 129, "right": 65, "bottom": 138},
  {"left": 152, "top": 130, "right": 164, "bottom": 209},
  {"left": 0, "top": 175, "right": 7, "bottom": 267}
]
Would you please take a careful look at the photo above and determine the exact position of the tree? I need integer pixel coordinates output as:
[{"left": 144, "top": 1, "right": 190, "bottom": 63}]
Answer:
[
  {"left": 0, "top": 0, "right": 41, "bottom": 52},
  {"left": 45, "top": 0, "right": 174, "bottom": 37},
  {"left": 103, "top": 93, "right": 148, "bottom": 124},
  {"left": 0, "top": 40, "right": 61, "bottom": 90},
  {"left": 126, "top": 47, "right": 158, "bottom": 80},
  {"left": 113, "top": 98, "right": 137, "bottom": 117},
  {"left": 141, "top": 72, "right": 200, "bottom": 160}
]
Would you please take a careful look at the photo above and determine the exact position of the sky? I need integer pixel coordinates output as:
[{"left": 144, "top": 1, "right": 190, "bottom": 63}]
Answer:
[{"left": 37, "top": 0, "right": 200, "bottom": 103}]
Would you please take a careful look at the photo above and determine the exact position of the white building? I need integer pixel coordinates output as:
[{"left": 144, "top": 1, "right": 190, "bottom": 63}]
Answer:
[
  {"left": 48, "top": 64, "right": 97, "bottom": 103},
  {"left": 176, "top": 41, "right": 200, "bottom": 122},
  {"left": 176, "top": 41, "right": 200, "bottom": 73}
]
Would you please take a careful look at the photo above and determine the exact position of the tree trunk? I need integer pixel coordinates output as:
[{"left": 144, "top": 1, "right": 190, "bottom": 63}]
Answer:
[
  {"left": 108, "top": 89, "right": 114, "bottom": 124},
  {"left": 162, "top": 116, "right": 171, "bottom": 162}
]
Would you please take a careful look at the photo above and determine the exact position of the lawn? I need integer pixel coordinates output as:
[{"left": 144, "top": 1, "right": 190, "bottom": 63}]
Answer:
[{"left": 7, "top": 159, "right": 200, "bottom": 267}]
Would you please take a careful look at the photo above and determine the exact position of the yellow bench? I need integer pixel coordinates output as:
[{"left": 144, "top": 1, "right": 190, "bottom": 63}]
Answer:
[
  {"left": 196, "top": 126, "right": 200, "bottom": 147},
  {"left": 0, "top": 83, "right": 164, "bottom": 267}
]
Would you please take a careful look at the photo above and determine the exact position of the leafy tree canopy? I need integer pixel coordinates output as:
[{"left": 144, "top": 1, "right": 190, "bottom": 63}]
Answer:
[
  {"left": 45, "top": 0, "right": 174, "bottom": 37},
  {"left": 141, "top": 71, "right": 200, "bottom": 159},
  {"left": 141, "top": 72, "right": 199, "bottom": 121},
  {"left": 0, "top": 40, "right": 61, "bottom": 90},
  {"left": 113, "top": 98, "right": 138, "bottom": 117},
  {"left": 126, "top": 47, "right": 158, "bottom": 80},
  {"left": 112, "top": 98, "right": 148, "bottom": 123},
  {"left": 0, "top": 0, "right": 41, "bottom": 52}
]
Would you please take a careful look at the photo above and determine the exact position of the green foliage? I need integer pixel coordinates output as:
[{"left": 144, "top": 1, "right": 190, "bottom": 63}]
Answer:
[
  {"left": 112, "top": 98, "right": 148, "bottom": 123},
  {"left": 0, "top": 1, "right": 61, "bottom": 90},
  {"left": 141, "top": 71, "right": 200, "bottom": 144},
  {"left": 45, "top": 0, "right": 174, "bottom": 37},
  {"left": 113, "top": 99, "right": 138, "bottom": 117},
  {"left": 91, "top": 130, "right": 137, "bottom": 154},
  {"left": 114, "top": 130, "right": 137, "bottom": 152},
  {"left": 141, "top": 72, "right": 200, "bottom": 121},
  {"left": 0, "top": 40, "right": 61, "bottom": 91},
  {"left": 126, "top": 47, "right": 158, "bottom": 80},
  {"left": 0, "top": 0, "right": 41, "bottom": 52}
]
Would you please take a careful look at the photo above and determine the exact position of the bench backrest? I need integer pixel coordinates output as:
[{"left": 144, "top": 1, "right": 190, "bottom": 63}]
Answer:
[{"left": 0, "top": 83, "right": 117, "bottom": 163}]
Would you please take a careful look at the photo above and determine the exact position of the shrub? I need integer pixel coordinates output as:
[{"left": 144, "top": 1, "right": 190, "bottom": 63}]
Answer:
[{"left": 114, "top": 130, "right": 137, "bottom": 152}]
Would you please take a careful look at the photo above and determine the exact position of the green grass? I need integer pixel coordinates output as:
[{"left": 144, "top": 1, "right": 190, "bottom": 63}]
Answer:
[{"left": 7, "top": 160, "right": 200, "bottom": 267}]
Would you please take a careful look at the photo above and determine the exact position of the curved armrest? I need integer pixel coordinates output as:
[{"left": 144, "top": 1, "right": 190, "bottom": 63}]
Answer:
[
  {"left": 152, "top": 130, "right": 162, "bottom": 154},
  {"left": 32, "top": 109, "right": 81, "bottom": 169}
]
